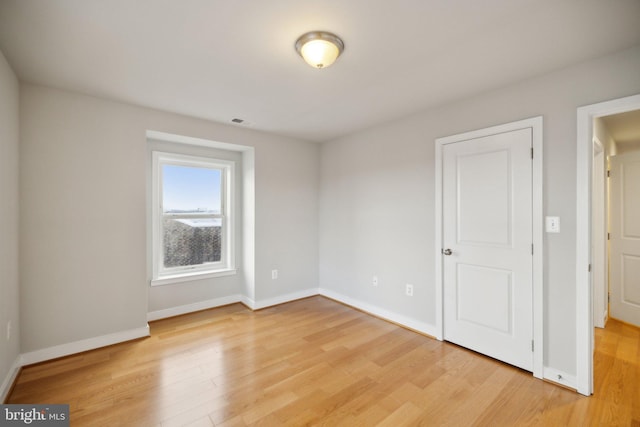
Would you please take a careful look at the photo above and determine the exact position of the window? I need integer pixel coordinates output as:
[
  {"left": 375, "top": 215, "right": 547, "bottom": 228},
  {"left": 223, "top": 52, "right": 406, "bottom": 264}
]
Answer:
[{"left": 151, "top": 152, "right": 235, "bottom": 285}]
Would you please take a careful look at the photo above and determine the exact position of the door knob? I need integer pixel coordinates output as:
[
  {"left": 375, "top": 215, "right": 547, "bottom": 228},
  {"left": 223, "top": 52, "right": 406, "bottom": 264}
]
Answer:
[{"left": 442, "top": 248, "right": 452, "bottom": 256}]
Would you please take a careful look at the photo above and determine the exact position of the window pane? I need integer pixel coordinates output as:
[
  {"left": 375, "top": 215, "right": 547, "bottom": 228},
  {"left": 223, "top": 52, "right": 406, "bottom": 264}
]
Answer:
[
  {"left": 163, "top": 217, "right": 222, "bottom": 267},
  {"left": 161, "top": 164, "right": 223, "bottom": 269},
  {"left": 162, "top": 165, "right": 222, "bottom": 213}
]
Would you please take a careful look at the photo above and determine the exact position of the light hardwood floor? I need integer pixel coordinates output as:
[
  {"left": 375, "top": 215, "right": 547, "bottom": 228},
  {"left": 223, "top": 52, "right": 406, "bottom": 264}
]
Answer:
[{"left": 7, "top": 296, "right": 640, "bottom": 426}]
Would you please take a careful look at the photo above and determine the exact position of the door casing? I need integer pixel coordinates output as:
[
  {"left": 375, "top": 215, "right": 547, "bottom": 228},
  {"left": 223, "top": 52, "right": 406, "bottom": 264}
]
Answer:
[
  {"left": 435, "top": 116, "right": 544, "bottom": 380},
  {"left": 592, "top": 137, "right": 607, "bottom": 329}
]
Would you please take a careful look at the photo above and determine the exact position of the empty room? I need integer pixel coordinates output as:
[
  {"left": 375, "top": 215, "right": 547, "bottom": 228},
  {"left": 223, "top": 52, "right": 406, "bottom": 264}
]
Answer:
[{"left": 1, "top": 1, "right": 640, "bottom": 425}]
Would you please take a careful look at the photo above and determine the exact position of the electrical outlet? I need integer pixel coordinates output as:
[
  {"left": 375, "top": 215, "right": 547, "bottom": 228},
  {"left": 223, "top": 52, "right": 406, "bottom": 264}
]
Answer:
[
  {"left": 271, "top": 269, "right": 278, "bottom": 280},
  {"left": 405, "top": 284, "right": 414, "bottom": 297},
  {"left": 6, "top": 320, "right": 11, "bottom": 341},
  {"left": 372, "top": 276, "right": 378, "bottom": 286}
]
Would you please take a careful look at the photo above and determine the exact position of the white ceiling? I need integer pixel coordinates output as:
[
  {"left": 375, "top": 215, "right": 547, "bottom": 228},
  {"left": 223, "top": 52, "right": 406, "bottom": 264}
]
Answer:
[{"left": 1, "top": 0, "right": 639, "bottom": 142}]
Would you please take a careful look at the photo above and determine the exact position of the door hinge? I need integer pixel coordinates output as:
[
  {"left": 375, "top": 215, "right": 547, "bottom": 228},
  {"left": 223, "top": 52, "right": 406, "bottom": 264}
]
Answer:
[
  {"left": 531, "top": 148, "right": 534, "bottom": 159},
  {"left": 607, "top": 170, "right": 610, "bottom": 178},
  {"left": 531, "top": 244, "right": 534, "bottom": 255},
  {"left": 608, "top": 232, "right": 610, "bottom": 240},
  {"left": 588, "top": 264, "right": 592, "bottom": 272},
  {"left": 531, "top": 340, "right": 534, "bottom": 352}
]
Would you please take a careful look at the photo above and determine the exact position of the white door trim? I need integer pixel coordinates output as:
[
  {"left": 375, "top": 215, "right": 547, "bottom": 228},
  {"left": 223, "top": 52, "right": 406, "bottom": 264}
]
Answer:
[
  {"left": 591, "top": 137, "right": 607, "bottom": 329},
  {"left": 435, "top": 116, "right": 543, "bottom": 379},
  {"left": 576, "top": 93, "right": 640, "bottom": 396}
]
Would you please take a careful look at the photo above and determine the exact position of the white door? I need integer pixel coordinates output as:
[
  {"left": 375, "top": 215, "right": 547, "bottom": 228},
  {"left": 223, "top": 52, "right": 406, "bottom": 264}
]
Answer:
[
  {"left": 442, "top": 128, "right": 533, "bottom": 372},
  {"left": 609, "top": 150, "right": 640, "bottom": 327}
]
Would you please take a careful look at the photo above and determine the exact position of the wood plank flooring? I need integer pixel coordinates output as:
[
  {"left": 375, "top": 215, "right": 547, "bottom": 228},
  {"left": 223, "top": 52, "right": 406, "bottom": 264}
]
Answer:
[{"left": 6, "top": 296, "right": 640, "bottom": 426}]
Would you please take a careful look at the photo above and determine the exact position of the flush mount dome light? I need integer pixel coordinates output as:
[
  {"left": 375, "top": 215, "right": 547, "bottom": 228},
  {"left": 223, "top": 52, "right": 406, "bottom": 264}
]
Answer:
[{"left": 295, "top": 31, "right": 344, "bottom": 69}]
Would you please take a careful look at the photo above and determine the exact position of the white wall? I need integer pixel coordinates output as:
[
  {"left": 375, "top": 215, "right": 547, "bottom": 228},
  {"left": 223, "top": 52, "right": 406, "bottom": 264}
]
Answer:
[
  {"left": 319, "top": 45, "right": 640, "bottom": 376},
  {"left": 617, "top": 141, "right": 640, "bottom": 154},
  {"left": 253, "top": 138, "right": 319, "bottom": 302},
  {"left": 594, "top": 117, "right": 617, "bottom": 156},
  {"left": 19, "top": 84, "right": 319, "bottom": 354},
  {"left": 0, "top": 50, "right": 20, "bottom": 398}
]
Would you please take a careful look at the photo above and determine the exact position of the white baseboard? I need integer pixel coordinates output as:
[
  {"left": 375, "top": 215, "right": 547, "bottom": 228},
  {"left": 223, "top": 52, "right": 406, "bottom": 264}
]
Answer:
[
  {"left": 251, "top": 288, "right": 319, "bottom": 310},
  {"left": 240, "top": 295, "right": 255, "bottom": 309},
  {"left": 318, "top": 288, "right": 439, "bottom": 338},
  {"left": 543, "top": 367, "right": 577, "bottom": 390},
  {"left": 21, "top": 325, "right": 150, "bottom": 366},
  {"left": 147, "top": 289, "right": 319, "bottom": 318},
  {"left": 1, "top": 356, "right": 22, "bottom": 403},
  {"left": 147, "top": 294, "right": 243, "bottom": 321}
]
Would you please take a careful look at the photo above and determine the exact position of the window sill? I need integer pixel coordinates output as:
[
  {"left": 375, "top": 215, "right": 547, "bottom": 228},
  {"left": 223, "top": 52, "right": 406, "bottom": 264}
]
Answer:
[{"left": 151, "top": 268, "right": 237, "bottom": 286}]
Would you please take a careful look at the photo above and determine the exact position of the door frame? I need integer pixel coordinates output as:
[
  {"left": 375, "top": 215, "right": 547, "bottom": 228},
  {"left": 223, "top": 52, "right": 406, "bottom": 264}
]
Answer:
[
  {"left": 435, "top": 116, "right": 544, "bottom": 380},
  {"left": 591, "top": 137, "right": 607, "bottom": 329},
  {"left": 576, "top": 93, "right": 640, "bottom": 396}
]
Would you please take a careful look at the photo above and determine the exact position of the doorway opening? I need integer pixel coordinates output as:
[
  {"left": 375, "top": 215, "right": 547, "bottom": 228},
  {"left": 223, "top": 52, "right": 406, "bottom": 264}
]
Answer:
[
  {"left": 592, "top": 110, "right": 640, "bottom": 331},
  {"left": 576, "top": 93, "right": 640, "bottom": 396}
]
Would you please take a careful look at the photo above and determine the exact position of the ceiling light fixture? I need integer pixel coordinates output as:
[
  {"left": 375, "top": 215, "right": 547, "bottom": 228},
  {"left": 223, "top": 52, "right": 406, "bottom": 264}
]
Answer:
[{"left": 295, "top": 31, "right": 344, "bottom": 69}]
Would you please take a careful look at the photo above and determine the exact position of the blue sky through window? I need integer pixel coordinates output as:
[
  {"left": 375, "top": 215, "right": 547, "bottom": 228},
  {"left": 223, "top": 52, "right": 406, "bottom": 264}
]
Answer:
[{"left": 162, "top": 165, "right": 222, "bottom": 213}]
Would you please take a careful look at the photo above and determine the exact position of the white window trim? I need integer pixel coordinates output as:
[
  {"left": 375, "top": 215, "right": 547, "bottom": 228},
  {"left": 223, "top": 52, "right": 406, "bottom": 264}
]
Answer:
[{"left": 151, "top": 151, "right": 236, "bottom": 286}]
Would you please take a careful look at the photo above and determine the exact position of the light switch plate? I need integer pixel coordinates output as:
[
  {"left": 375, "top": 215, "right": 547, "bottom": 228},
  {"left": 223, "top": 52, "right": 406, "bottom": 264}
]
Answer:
[{"left": 546, "top": 216, "right": 560, "bottom": 233}]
